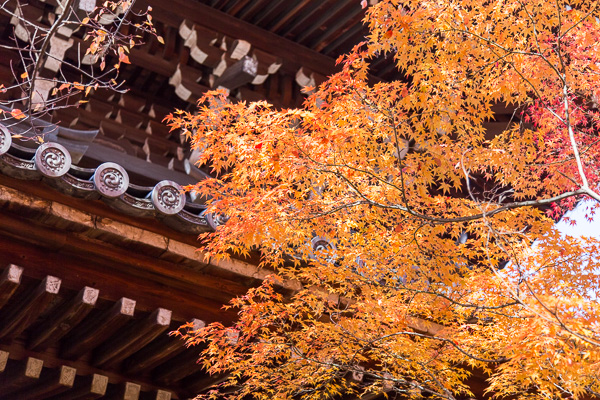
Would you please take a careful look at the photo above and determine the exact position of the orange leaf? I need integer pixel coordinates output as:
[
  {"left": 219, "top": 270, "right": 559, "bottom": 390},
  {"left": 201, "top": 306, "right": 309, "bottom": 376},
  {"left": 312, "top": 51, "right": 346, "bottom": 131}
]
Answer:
[
  {"left": 11, "top": 109, "right": 26, "bottom": 120},
  {"left": 119, "top": 53, "right": 131, "bottom": 64}
]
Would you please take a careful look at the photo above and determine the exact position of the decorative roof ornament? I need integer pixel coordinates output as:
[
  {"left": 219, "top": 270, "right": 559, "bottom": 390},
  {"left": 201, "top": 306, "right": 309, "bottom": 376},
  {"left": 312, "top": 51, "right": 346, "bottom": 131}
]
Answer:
[
  {"left": 34, "top": 142, "right": 72, "bottom": 178},
  {"left": 93, "top": 162, "right": 129, "bottom": 198},
  {"left": 0, "top": 124, "right": 11, "bottom": 155},
  {"left": 151, "top": 180, "right": 185, "bottom": 215}
]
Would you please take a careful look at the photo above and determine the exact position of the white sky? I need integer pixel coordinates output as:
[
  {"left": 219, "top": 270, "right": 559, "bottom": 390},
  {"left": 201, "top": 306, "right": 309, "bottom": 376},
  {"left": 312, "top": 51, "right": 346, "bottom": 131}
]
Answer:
[{"left": 555, "top": 200, "right": 600, "bottom": 239}]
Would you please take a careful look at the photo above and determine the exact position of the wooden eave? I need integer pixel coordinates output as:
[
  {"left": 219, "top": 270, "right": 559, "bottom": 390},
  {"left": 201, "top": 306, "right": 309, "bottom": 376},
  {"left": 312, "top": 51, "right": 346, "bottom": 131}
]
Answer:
[{"left": 0, "top": 171, "right": 301, "bottom": 399}]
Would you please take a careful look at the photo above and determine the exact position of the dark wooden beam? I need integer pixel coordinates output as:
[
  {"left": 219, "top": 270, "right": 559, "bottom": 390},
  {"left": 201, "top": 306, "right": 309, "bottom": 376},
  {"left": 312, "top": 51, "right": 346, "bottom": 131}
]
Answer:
[
  {"left": 0, "top": 264, "right": 23, "bottom": 309},
  {"left": 0, "top": 350, "right": 7, "bottom": 372},
  {"left": 0, "top": 275, "right": 62, "bottom": 340},
  {"left": 0, "top": 338, "right": 178, "bottom": 398},
  {"left": 28, "top": 286, "right": 99, "bottom": 351},
  {"left": 213, "top": 56, "right": 258, "bottom": 90},
  {"left": 60, "top": 297, "right": 136, "bottom": 360},
  {"left": 7, "top": 365, "right": 76, "bottom": 400},
  {"left": 0, "top": 357, "right": 44, "bottom": 395},
  {"left": 141, "top": 389, "right": 173, "bottom": 400},
  {"left": 105, "top": 381, "right": 141, "bottom": 400},
  {"left": 52, "top": 373, "right": 109, "bottom": 400},
  {"left": 123, "top": 318, "right": 205, "bottom": 375},
  {"left": 135, "top": 0, "right": 339, "bottom": 77},
  {"left": 181, "top": 371, "right": 229, "bottom": 396},
  {"left": 152, "top": 347, "right": 203, "bottom": 385},
  {"left": 93, "top": 308, "right": 172, "bottom": 368},
  {"left": 0, "top": 231, "right": 233, "bottom": 323},
  {"left": 295, "top": 0, "right": 350, "bottom": 43}
]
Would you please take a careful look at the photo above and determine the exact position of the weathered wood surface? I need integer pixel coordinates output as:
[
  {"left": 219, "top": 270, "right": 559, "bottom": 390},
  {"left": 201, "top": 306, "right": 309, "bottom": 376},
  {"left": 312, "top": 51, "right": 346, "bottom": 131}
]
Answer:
[
  {"left": 105, "top": 381, "right": 142, "bottom": 400},
  {"left": 93, "top": 308, "right": 172, "bottom": 368},
  {"left": 0, "top": 210, "right": 248, "bottom": 322},
  {"left": 28, "top": 286, "right": 99, "bottom": 351},
  {"left": 213, "top": 56, "right": 258, "bottom": 90},
  {"left": 0, "top": 357, "right": 44, "bottom": 396},
  {"left": 61, "top": 297, "right": 136, "bottom": 360},
  {"left": 182, "top": 371, "right": 230, "bottom": 396},
  {"left": 51, "top": 373, "right": 109, "bottom": 400},
  {"left": 152, "top": 347, "right": 203, "bottom": 384},
  {"left": 0, "top": 350, "right": 8, "bottom": 372},
  {"left": 140, "top": 389, "right": 173, "bottom": 400},
  {"left": 124, "top": 318, "right": 205, "bottom": 375},
  {"left": 0, "top": 275, "right": 61, "bottom": 340},
  {"left": 7, "top": 365, "right": 76, "bottom": 400},
  {"left": 0, "top": 264, "right": 22, "bottom": 309},
  {"left": 135, "top": 0, "right": 338, "bottom": 77}
]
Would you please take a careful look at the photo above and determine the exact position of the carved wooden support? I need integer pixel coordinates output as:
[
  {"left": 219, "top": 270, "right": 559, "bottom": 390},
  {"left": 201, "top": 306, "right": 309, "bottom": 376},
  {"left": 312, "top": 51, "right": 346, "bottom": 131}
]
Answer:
[
  {"left": 0, "top": 351, "right": 8, "bottom": 372},
  {"left": 8, "top": 365, "right": 77, "bottom": 400},
  {"left": 295, "top": 66, "right": 316, "bottom": 91},
  {"left": 0, "top": 357, "right": 44, "bottom": 395},
  {"left": 105, "top": 381, "right": 141, "bottom": 400},
  {"left": 251, "top": 48, "right": 282, "bottom": 85},
  {"left": 31, "top": 78, "right": 57, "bottom": 108},
  {"left": 8, "top": 5, "right": 44, "bottom": 42},
  {"left": 28, "top": 286, "right": 99, "bottom": 351},
  {"left": 0, "top": 264, "right": 23, "bottom": 309},
  {"left": 179, "top": 20, "right": 222, "bottom": 68},
  {"left": 0, "top": 275, "right": 61, "bottom": 340},
  {"left": 115, "top": 108, "right": 146, "bottom": 129},
  {"left": 142, "top": 389, "right": 173, "bottom": 400},
  {"left": 169, "top": 63, "right": 207, "bottom": 102},
  {"left": 60, "top": 297, "right": 136, "bottom": 360},
  {"left": 93, "top": 307, "right": 172, "bottom": 368},
  {"left": 123, "top": 318, "right": 205, "bottom": 375},
  {"left": 145, "top": 120, "right": 172, "bottom": 138},
  {"left": 44, "top": 34, "right": 74, "bottom": 72},
  {"left": 92, "top": 162, "right": 130, "bottom": 198},
  {"left": 52, "top": 373, "right": 108, "bottom": 400},
  {"left": 226, "top": 38, "right": 251, "bottom": 60},
  {"left": 212, "top": 56, "right": 258, "bottom": 91},
  {"left": 118, "top": 93, "right": 147, "bottom": 113}
]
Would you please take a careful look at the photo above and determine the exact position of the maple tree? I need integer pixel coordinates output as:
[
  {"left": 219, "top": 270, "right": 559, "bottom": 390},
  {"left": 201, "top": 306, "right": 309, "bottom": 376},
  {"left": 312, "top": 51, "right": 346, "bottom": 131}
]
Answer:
[
  {"left": 169, "top": 0, "right": 600, "bottom": 399},
  {"left": 0, "top": 0, "right": 160, "bottom": 135}
]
